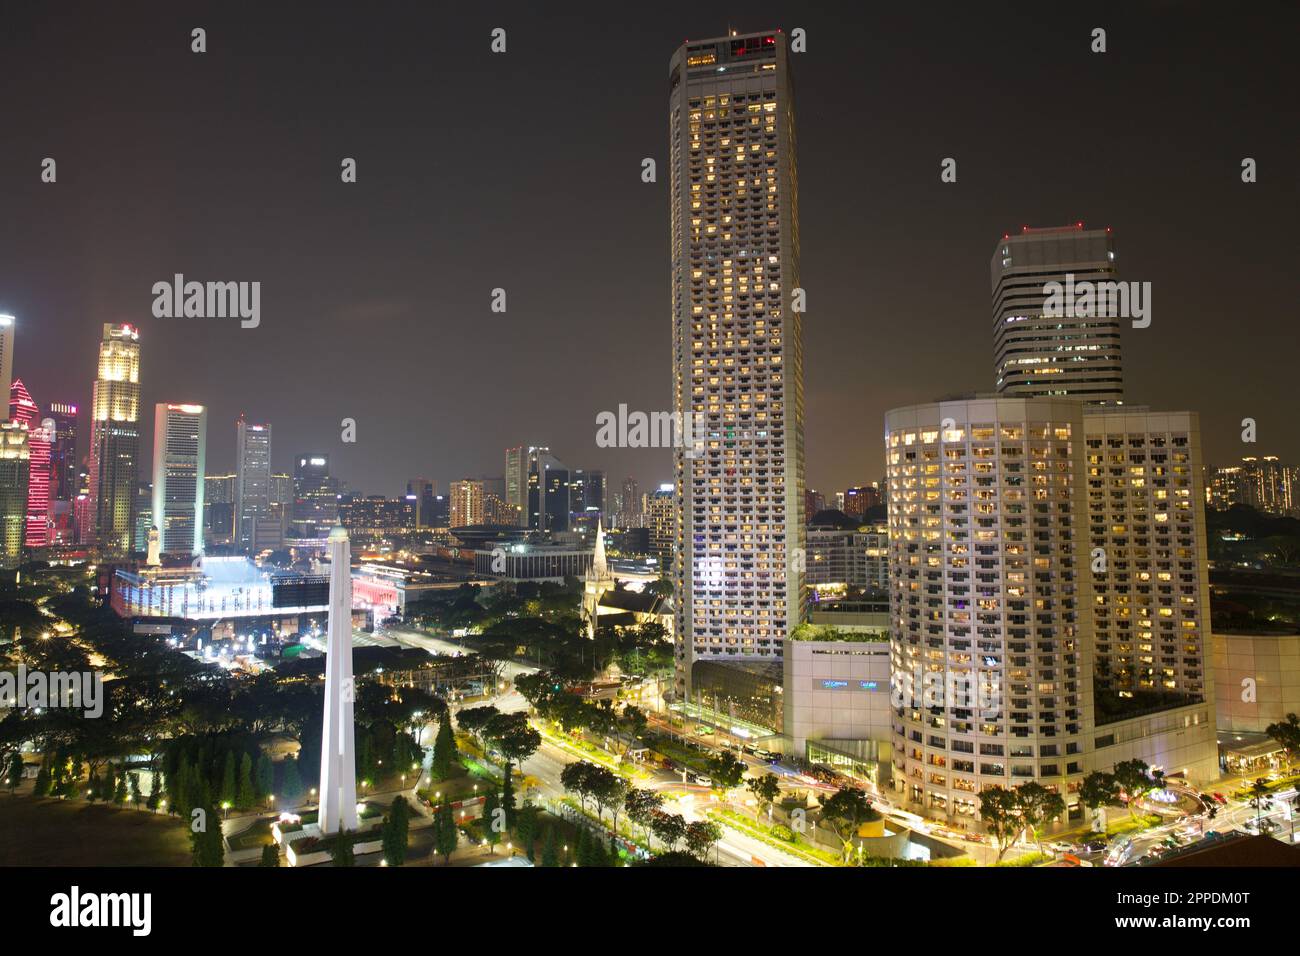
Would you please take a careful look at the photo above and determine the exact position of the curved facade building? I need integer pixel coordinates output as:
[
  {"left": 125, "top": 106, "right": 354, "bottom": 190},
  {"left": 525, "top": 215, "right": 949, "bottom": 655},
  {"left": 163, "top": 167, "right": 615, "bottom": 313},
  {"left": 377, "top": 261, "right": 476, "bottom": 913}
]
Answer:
[{"left": 886, "top": 397, "right": 1094, "bottom": 821}]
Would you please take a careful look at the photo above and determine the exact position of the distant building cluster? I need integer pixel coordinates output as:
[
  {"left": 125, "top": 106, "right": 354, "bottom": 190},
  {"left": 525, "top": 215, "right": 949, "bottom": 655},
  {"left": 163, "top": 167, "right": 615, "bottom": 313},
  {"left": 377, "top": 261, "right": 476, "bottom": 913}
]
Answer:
[{"left": 1205, "top": 456, "right": 1297, "bottom": 517}]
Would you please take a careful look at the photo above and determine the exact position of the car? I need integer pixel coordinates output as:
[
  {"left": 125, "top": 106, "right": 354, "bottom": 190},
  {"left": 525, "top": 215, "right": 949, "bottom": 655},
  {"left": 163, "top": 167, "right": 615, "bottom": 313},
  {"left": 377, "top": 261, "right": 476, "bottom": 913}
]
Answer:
[
  {"left": 1084, "top": 838, "right": 1108, "bottom": 852},
  {"left": 691, "top": 774, "right": 712, "bottom": 787},
  {"left": 1047, "top": 841, "right": 1076, "bottom": 855},
  {"left": 695, "top": 726, "right": 713, "bottom": 736},
  {"left": 1212, "top": 792, "right": 1227, "bottom": 804}
]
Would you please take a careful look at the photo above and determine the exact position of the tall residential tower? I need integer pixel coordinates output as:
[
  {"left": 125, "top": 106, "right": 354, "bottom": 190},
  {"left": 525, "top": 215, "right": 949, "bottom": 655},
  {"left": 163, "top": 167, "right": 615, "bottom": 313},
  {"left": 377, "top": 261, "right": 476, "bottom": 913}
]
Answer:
[{"left": 669, "top": 30, "right": 805, "bottom": 695}]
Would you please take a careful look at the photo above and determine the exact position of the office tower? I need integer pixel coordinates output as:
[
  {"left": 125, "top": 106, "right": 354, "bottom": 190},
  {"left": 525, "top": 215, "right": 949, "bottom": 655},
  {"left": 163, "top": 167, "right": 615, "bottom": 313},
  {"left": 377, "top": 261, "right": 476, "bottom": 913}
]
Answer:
[
  {"left": 9, "top": 381, "right": 51, "bottom": 547},
  {"left": 843, "top": 484, "right": 882, "bottom": 518},
  {"left": 292, "top": 455, "right": 336, "bottom": 538},
  {"left": 0, "top": 421, "right": 30, "bottom": 567},
  {"left": 505, "top": 446, "right": 527, "bottom": 526},
  {"left": 449, "top": 479, "right": 485, "bottom": 528},
  {"left": 134, "top": 481, "right": 153, "bottom": 553},
  {"left": 619, "top": 476, "right": 640, "bottom": 526},
  {"left": 1085, "top": 409, "right": 1211, "bottom": 699},
  {"left": 318, "top": 525, "right": 358, "bottom": 835},
  {"left": 526, "top": 448, "right": 570, "bottom": 532},
  {"left": 47, "top": 401, "right": 78, "bottom": 502},
  {"left": 670, "top": 30, "right": 805, "bottom": 693},
  {"left": 270, "top": 472, "right": 292, "bottom": 509},
  {"left": 235, "top": 417, "right": 272, "bottom": 549},
  {"left": 886, "top": 397, "right": 1094, "bottom": 817},
  {"left": 406, "top": 478, "right": 438, "bottom": 528},
  {"left": 570, "top": 468, "right": 606, "bottom": 528},
  {"left": 483, "top": 491, "right": 512, "bottom": 526},
  {"left": 151, "top": 404, "right": 207, "bottom": 556},
  {"left": 205, "top": 473, "right": 235, "bottom": 504},
  {"left": 0, "top": 314, "right": 13, "bottom": 405},
  {"left": 87, "top": 323, "right": 141, "bottom": 553},
  {"left": 991, "top": 224, "right": 1124, "bottom": 404}
]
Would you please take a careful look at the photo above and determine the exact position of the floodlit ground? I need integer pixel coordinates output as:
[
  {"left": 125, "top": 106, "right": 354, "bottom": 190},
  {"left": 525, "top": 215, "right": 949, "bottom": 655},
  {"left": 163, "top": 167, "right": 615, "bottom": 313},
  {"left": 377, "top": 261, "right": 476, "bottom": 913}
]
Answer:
[{"left": 0, "top": 795, "right": 191, "bottom": 866}]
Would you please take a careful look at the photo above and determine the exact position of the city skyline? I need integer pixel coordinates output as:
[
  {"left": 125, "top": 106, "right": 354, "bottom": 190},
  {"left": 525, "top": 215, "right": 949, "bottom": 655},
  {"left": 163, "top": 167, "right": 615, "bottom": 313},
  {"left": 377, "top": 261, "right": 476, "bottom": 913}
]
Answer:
[{"left": 0, "top": 3, "right": 1294, "bottom": 500}]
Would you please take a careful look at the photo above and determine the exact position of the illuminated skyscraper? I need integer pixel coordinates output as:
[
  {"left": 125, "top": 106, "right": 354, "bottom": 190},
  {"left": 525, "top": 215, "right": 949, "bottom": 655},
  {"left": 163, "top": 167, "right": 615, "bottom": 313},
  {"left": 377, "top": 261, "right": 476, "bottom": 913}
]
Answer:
[
  {"left": 991, "top": 224, "right": 1124, "bottom": 404},
  {"left": 151, "top": 403, "right": 207, "bottom": 556},
  {"left": 291, "top": 455, "right": 336, "bottom": 538},
  {"left": 9, "top": 380, "right": 51, "bottom": 547},
  {"left": 87, "top": 323, "right": 141, "bottom": 553},
  {"left": 505, "top": 446, "right": 527, "bottom": 526},
  {"left": 235, "top": 417, "right": 272, "bottom": 549},
  {"left": 47, "top": 401, "right": 78, "bottom": 503},
  {"left": 669, "top": 30, "right": 805, "bottom": 695},
  {"left": 0, "top": 421, "right": 29, "bottom": 567},
  {"left": 449, "top": 478, "right": 484, "bottom": 528}
]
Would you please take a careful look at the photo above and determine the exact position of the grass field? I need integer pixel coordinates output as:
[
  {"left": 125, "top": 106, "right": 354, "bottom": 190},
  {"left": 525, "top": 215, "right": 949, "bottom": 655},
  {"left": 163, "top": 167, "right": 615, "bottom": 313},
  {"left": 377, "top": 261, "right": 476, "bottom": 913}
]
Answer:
[{"left": 0, "top": 795, "right": 191, "bottom": 866}]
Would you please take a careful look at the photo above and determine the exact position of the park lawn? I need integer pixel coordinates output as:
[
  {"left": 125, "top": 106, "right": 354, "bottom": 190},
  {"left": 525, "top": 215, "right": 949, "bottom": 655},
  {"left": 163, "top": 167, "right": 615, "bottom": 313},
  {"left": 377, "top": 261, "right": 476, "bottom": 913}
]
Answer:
[{"left": 0, "top": 796, "right": 191, "bottom": 866}]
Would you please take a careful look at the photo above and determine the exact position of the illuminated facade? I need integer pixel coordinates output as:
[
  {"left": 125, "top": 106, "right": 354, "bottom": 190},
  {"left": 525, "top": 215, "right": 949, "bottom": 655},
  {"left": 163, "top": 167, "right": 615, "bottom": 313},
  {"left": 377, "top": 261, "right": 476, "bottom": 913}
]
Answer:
[
  {"left": 449, "top": 479, "right": 484, "bottom": 528},
  {"left": 505, "top": 446, "right": 527, "bottom": 526},
  {"left": 1085, "top": 409, "right": 1210, "bottom": 698},
  {"left": 9, "top": 380, "right": 51, "bottom": 547},
  {"left": 291, "top": 454, "right": 336, "bottom": 538},
  {"left": 0, "top": 421, "right": 30, "bottom": 567},
  {"left": 992, "top": 225, "right": 1124, "bottom": 404},
  {"left": 235, "top": 417, "right": 272, "bottom": 549},
  {"left": 88, "top": 323, "right": 141, "bottom": 553},
  {"left": 670, "top": 30, "right": 805, "bottom": 694},
  {"left": 152, "top": 403, "right": 207, "bottom": 556},
  {"left": 886, "top": 397, "right": 1094, "bottom": 820},
  {"left": 47, "top": 401, "right": 79, "bottom": 503}
]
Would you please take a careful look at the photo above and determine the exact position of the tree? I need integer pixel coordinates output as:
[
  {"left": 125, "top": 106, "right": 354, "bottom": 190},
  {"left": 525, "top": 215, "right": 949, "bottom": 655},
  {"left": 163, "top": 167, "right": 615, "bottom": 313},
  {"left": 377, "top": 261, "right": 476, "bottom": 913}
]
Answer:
[
  {"left": 456, "top": 705, "right": 500, "bottom": 743},
  {"left": 1015, "top": 782, "right": 1065, "bottom": 855},
  {"left": 592, "top": 772, "right": 629, "bottom": 836},
  {"left": 255, "top": 753, "right": 274, "bottom": 800},
  {"left": 1079, "top": 771, "right": 1120, "bottom": 832},
  {"left": 685, "top": 820, "right": 721, "bottom": 862},
  {"left": 190, "top": 800, "right": 224, "bottom": 867},
  {"left": 1249, "top": 778, "right": 1271, "bottom": 833},
  {"left": 113, "top": 769, "right": 128, "bottom": 805},
  {"left": 281, "top": 757, "right": 303, "bottom": 805},
  {"left": 978, "top": 786, "right": 1022, "bottom": 863},
  {"left": 501, "top": 761, "right": 517, "bottom": 828},
  {"left": 145, "top": 772, "right": 160, "bottom": 811},
  {"left": 220, "top": 750, "right": 237, "bottom": 807},
  {"left": 330, "top": 833, "right": 356, "bottom": 867},
  {"left": 483, "top": 711, "right": 541, "bottom": 765},
  {"left": 625, "top": 788, "right": 664, "bottom": 847},
  {"left": 482, "top": 790, "right": 502, "bottom": 852},
  {"left": 129, "top": 772, "right": 142, "bottom": 808},
  {"left": 5, "top": 751, "right": 23, "bottom": 793},
  {"left": 515, "top": 802, "right": 541, "bottom": 861},
  {"left": 1266, "top": 713, "right": 1300, "bottom": 767},
  {"left": 746, "top": 773, "right": 781, "bottom": 822},
  {"left": 560, "top": 761, "right": 597, "bottom": 814},
  {"left": 435, "top": 801, "right": 458, "bottom": 864},
  {"left": 382, "top": 796, "right": 411, "bottom": 866},
  {"left": 621, "top": 705, "right": 648, "bottom": 743},
  {"left": 650, "top": 811, "right": 686, "bottom": 851},
  {"left": 237, "top": 753, "right": 256, "bottom": 808},
  {"left": 819, "top": 788, "right": 879, "bottom": 861},
  {"left": 432, "top": 711, "right": 457, "bottom": 781},
  {"left": 1112, "top": 759, "right": 1153, "bottom": 820},
  {"left": 541, "top": 824, "right": 559, "bottom": 867},
  {"left": 32, "top": 760, "right": 50, "bottom": 798},
  {"left": 258, "top": 844, "right": 280, "bottom": 867},
  {"left": 86, "top": 767, "right": 100, "bottom": 803},
  {"left": 706, "top": 751, "right": 746, "bottom": 792}
]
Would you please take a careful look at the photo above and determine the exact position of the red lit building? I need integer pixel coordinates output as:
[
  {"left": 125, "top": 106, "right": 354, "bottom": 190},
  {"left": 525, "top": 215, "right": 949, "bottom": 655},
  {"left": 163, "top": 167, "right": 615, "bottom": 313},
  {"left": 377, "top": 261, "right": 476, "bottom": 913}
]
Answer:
[{"left": 9, "top": 379, "right": 51, "bottom": 547}]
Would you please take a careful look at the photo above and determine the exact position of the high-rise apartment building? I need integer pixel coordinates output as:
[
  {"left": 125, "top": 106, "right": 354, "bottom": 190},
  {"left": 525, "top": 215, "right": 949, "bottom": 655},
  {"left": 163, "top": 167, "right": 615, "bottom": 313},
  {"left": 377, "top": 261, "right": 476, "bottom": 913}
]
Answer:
[
  {"left": 1238, "top": 456, "right": 1296, "bottom": 516},
  {"left": 886, "top": 397, "right": 1094, "bottom": 818},
  {"left": 235, "top": 418, "right": 272, "bottom": 549},
  {"left": 291, "top": 455, "right": 336, "bottom": 539},
  {"left": 505, "top": 446, "right": 527, "bottom": 526},
  {"left": 450, "top": 479, "right": 485, "bottom": 528},
  {"left": 618, "top": 476, "right": 640, "bottom": 527},
  {"left": 88, "top": 324, "right": 141, "bottom": 553},
  {"left": 670, "top": 30, "right": 805, "bottom": 694},
  {"left": 991, "top": 225, "right": 1124, "bottom": 404},
  {"left": 1085, "top": 409, "right": 1211, "bottom": 699},
  {"left": 9, "top": 380, "right": 51, "bottom": 547},
  {"left": 47, "top": 401, "right": 78, "bottom": 503},
  {"left": 644, "top": 484, "right": 676, "bottom": 567},
  {"left": 151, "top": 404, "right": 207, "bottom": 556},
  {"left": 0, "top": 421, "right": 30, "bottom": 567}
]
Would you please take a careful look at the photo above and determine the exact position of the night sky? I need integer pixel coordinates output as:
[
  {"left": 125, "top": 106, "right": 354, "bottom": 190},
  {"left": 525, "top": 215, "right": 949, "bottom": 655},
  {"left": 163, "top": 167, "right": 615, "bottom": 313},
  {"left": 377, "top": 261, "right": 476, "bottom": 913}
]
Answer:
[{"left": 0, "top": 1, "right": 1295, "bottom": 499}]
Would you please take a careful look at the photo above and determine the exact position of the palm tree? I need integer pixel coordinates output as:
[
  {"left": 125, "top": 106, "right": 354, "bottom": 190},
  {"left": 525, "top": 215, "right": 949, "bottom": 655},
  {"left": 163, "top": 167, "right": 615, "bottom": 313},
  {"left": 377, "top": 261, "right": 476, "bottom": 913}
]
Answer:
[{"left": 1249, "top": 778, "right": 1271, "bottom": 832}]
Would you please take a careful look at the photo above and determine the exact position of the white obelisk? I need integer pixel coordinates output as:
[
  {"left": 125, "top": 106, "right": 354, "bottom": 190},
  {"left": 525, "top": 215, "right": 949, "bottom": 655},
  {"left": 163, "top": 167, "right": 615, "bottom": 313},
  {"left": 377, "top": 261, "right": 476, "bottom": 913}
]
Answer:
[{"left": 318, "top": 525, "right": 358, "bottom": 834}]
